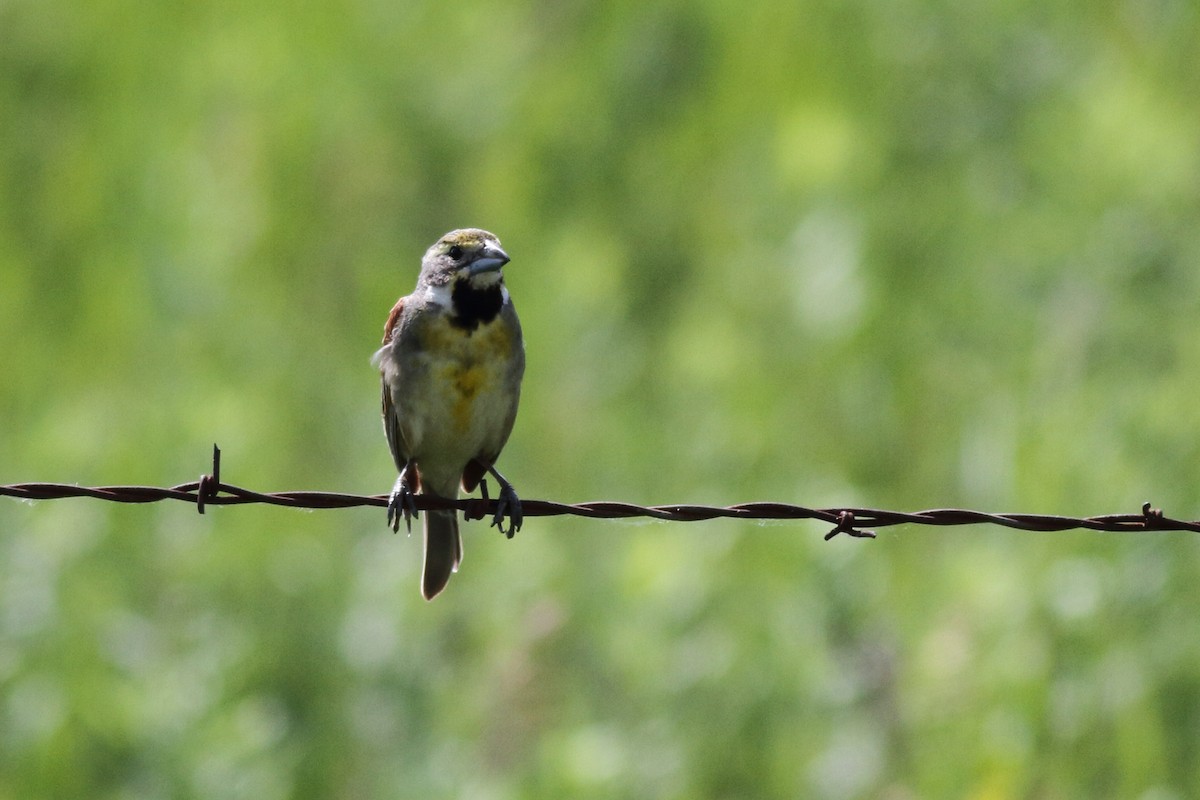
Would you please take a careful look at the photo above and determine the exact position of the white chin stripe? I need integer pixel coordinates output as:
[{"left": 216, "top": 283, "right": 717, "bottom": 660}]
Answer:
[{"left": 470, "top": 271, "right": 504, "bottom": 289}]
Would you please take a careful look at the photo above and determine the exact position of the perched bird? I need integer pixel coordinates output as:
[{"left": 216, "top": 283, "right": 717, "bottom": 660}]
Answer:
[{"left": 373, "top": 228, "right": 525, "bottom": 600}]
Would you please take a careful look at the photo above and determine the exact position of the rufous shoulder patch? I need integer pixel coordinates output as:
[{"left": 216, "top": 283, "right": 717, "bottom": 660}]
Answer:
[{"left": 382, "top": 298, "right": 405, "bottom": 345}]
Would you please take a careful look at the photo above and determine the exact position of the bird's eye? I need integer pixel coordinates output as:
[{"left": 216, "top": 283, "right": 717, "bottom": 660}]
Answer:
[{"left": 447, "top": 245, "right": 464, "bottom": 260}]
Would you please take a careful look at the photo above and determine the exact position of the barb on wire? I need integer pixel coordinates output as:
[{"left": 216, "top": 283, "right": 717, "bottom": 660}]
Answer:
[{"left": 2, "top": 445, "right": 1198, "bottom": 536}]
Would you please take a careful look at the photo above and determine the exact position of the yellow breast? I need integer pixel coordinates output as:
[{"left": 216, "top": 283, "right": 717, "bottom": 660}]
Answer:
[{"left": 420, "top": 315, "right": 514, "bottom": 433}]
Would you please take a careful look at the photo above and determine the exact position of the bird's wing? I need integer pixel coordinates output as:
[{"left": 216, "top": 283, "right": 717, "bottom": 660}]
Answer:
[
  {"left": 382, "top": 376, "right": 410, "bottom": 475},
  {"left": 380, "top": 297, "right": 410, "bottom": 474}
]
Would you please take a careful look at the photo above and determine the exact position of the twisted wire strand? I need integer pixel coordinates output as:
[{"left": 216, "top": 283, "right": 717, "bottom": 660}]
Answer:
[{"left": 2, "top": 446, "right": 1197, "bottom": 537}]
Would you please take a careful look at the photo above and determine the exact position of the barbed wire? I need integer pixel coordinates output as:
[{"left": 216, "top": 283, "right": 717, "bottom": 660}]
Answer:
[{"left": 2, "top": 446, "right": 1197, "bottom": 539}]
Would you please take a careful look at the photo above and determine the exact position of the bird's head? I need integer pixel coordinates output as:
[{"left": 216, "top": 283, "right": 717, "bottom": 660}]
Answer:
[{"left": 419, "top": 229, "right": 510, "bottom": 288}]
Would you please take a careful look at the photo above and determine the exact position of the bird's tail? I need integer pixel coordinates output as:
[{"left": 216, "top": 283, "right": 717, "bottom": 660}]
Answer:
[{"left": 422, "top": 504, "right": 462, "bottom": 601}]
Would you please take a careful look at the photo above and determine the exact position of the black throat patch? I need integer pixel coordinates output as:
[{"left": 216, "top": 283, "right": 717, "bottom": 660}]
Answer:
[{"left": 449, "top": 280, "right": 504, "bottom": 331}]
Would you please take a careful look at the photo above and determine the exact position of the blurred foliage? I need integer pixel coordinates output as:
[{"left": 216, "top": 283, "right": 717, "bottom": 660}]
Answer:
[{"left": 2, "top": 0, "right": 1200, "bottom": 797}]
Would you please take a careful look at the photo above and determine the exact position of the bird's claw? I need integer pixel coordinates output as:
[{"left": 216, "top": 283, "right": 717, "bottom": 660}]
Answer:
[
  {"left": 491, "top": 479, "right": 523, "bottom": 539},
  {"left": 386, "top": 475, "right": 419, "bottom": 533}
]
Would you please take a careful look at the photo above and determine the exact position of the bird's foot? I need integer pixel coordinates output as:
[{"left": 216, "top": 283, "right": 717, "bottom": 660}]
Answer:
[
  {"left": 484, "top": 469, "right": 523, "bottom": 539},
  {"left": 386, "top": 472, "right": 419, "bottom": 533}
]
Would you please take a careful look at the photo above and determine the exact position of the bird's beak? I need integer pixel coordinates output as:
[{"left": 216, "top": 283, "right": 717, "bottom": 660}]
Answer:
[{"left": 468, "top": 244, "right": 510, "bottom": 276}]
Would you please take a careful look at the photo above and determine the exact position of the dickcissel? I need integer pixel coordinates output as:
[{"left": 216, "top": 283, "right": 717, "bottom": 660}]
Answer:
[{"left": 373, "top": 228, "right": 525, "bottom": 600}]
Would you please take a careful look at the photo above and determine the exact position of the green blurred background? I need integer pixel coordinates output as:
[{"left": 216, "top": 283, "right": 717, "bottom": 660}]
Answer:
[{"left": 2, "top": 0, "right": 1199, "bottom": 797}]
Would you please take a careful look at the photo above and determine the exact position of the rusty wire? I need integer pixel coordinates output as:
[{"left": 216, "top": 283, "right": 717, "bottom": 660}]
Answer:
[{"left": 2, "top": 446, "right": 1197, "bottom": 539}]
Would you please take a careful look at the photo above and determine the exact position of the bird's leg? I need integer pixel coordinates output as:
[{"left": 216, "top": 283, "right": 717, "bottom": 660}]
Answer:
[
  {"left": 474, "top": 478, "right": 491, "bottom": 521},
  {"left": 486, "top": 466, "right": 523, "bottom": 539},
  {"left": 387, "top": 463, "right": 419, "bottom": 533}
]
